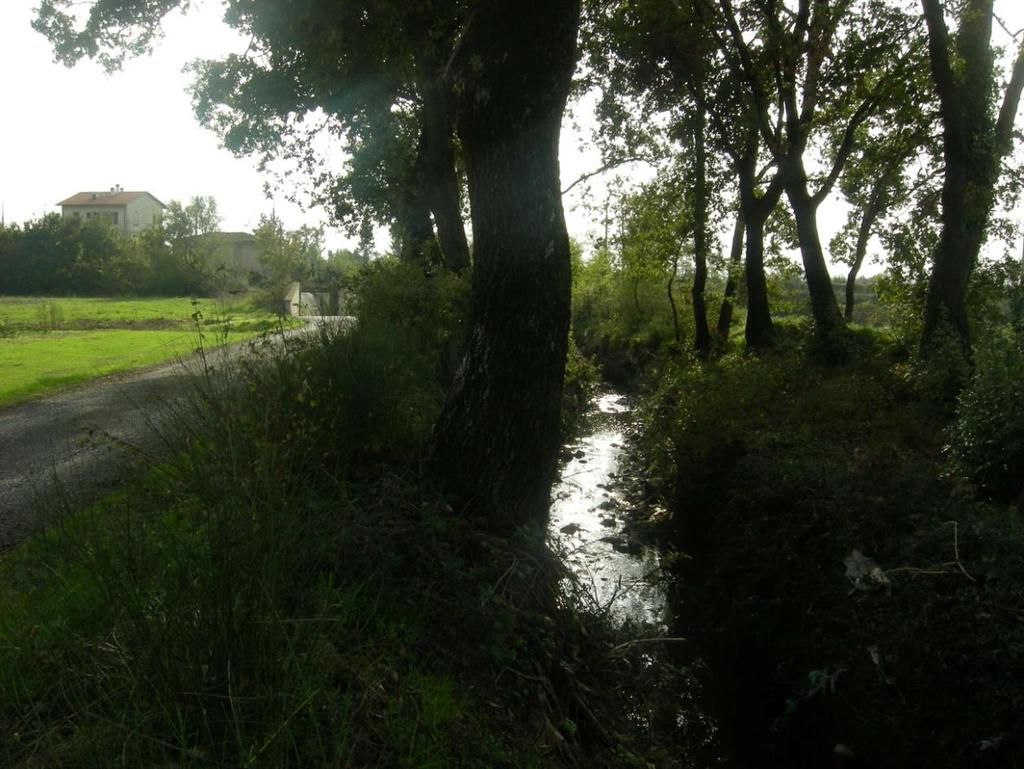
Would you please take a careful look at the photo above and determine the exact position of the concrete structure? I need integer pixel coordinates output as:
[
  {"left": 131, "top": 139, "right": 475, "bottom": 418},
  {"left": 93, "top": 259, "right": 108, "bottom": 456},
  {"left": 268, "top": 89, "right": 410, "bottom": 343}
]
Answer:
[
  {"left": 58, "top": 186, "right": 165, "bottom": 235},
  {"left": 193, "top": 231, "right": 264, "bottom": 291},
  {"left": 284, "top": 281, "right": 322, "bottom": 316},
  {"left": 283, "top": 281, "right": 347, "bottom": 317}
]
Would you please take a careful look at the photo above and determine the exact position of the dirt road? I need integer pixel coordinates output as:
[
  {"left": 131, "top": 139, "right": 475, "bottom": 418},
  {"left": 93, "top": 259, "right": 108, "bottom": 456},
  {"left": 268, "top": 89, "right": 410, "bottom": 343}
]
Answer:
[{"left": 0, "top": 321, "right": 348, "bottom": 550}]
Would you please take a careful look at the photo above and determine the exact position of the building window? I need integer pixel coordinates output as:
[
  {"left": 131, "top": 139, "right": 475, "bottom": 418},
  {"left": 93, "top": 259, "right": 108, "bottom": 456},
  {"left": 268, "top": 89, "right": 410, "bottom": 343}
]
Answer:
[
  {"left": 72, "top": 212, "right": 80, "bottom": 219},
  {"left": 111, "top": 212, "right": 118, "bottom": 225}
]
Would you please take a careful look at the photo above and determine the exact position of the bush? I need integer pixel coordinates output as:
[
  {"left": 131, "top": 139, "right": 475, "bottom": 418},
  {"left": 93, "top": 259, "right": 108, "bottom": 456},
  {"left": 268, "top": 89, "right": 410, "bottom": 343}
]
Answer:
[
  {"left": 352, "top": 258, "right": 470, "bottom": 389},
  {"left": 947, "top": 330, "right": 1024, "bottom": 503},
  {"left": 561, "top": 335, "right": 599, "bottom": 434},
  {"left": 572, "top": 247, "right": 690, "bottom": 360},
  {"left": 629, "top": 327, "right": 1024, "bottom": 768}
]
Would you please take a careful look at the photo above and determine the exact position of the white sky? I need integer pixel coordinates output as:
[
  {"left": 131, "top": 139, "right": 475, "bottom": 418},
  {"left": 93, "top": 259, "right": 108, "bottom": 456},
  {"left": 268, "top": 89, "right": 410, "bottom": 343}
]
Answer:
[{"left": 1, "top": 1, "right": 1023, "bottom": 269}]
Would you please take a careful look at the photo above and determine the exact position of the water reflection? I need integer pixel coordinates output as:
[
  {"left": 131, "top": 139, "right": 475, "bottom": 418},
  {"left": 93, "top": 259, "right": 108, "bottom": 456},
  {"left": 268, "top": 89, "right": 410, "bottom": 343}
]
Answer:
[{"left": 549, "top": 392, "right": 668, "bottom": 626}]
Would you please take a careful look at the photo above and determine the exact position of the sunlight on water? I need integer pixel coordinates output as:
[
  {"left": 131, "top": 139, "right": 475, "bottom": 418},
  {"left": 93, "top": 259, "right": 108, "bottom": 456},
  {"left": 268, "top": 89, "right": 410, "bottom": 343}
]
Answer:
[{"left": 549, "top": 392, "right": 668, "bottom": 626}]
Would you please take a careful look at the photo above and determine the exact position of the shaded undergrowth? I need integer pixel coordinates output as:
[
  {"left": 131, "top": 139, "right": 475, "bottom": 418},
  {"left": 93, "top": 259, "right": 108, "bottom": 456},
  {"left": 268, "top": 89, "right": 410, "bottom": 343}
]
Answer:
[
  {"left": 0, "top": 312, "right": 688, "bottom": 767},
  {"left": 634, "top": 326, "right": 1024, "bottom": 768}
]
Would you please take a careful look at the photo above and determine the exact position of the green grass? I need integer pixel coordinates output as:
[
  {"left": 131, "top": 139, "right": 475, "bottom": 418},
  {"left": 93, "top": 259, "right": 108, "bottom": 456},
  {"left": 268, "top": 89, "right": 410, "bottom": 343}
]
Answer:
[
  {"left": 0, "top": 295, "right": 279, "bottom": 331},
  {"left": 0, "top": 313, "right": 686, "bottom": 768},
  {"left": 0, "top": 329, "right": 207, "bottom": 406},
  {"left": 0, "top": 296, "right": 296, "bottom": 406}
]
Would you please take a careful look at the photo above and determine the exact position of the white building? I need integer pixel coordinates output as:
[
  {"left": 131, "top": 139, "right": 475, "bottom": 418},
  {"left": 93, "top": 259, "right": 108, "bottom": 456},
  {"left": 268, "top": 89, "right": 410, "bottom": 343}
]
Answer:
[{"left": 58, "top": 186, "right": 165, "bottom": 235}]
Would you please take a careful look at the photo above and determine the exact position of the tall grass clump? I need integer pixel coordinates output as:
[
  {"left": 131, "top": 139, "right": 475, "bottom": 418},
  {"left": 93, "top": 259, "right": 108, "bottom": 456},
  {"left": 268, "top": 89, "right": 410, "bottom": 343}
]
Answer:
[
  {"left": 947, "top": 328, "right": 1024, "bottom": 504},
  {"left": 632, "top": 325, "right": 1024, "bottom": 768},
  {"left": 0, "top": 267, "right": 687, "bottom": 768},
  {"left": 0, "top": 315, "right": 453, "bottom": 765}
]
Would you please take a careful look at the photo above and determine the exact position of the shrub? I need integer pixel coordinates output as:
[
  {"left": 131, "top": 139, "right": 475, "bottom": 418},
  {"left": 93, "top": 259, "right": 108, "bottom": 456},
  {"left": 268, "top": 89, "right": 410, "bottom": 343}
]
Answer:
[
  {"left": 947, "top": 330, "right": 1024, "bottom": 503},
  {"left": 630, "top": 327, "right": 1024, "bottom": 768},
  {"left": 561, "top": 335, "right": 599, "bottom": 434},
  {"left": 352, "top": 258, "right": 469, "bottom": 389}
]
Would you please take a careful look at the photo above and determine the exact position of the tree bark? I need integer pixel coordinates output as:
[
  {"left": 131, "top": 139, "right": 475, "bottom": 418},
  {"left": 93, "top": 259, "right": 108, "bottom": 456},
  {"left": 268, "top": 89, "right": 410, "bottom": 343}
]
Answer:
[
  {"left": 781, "top": 152, "right": 846, "bottom": 350},
  {"left": 716, "top": 207, "right": 745, "bottom": 339},
  {"left": 844, "top": 180, "right": 885, "bottom": 322},
  {"left": 691, "top": 92, "right": 712, "bottom": 355},
  {"left": 396, "top": 175, "right": 441, "bottom": 268},
  {"left": 920, "top": 0, "right": 1024, "bottom": 356},
  {"left": 418, "top": 71, "right": 471, "bottom": 274},
  {"left": 433, "top": 0, "right": 581, "bottom": 532},
  {"left": 738, "top": 156, "right": 782, "bottom": 349}
]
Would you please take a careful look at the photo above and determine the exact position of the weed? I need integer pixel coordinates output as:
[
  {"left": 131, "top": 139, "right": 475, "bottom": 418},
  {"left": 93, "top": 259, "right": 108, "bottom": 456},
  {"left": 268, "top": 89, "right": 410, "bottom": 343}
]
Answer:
[
  {"left": 631, "top": 327, "right": 1024, "bottom": 768},
  {"left": 0, "top": 306, "right": 693, "bottom": 767},
  {"left": 34, "top": 300, "right": 64, "bottom": 331}
]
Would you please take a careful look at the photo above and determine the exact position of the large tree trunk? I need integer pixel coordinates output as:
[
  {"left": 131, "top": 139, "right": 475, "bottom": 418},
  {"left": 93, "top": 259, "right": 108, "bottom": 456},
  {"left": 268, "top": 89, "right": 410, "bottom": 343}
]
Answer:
[
  {"left": 921, "top": 151, "right": 973, "bottom": 350},
  {"left": 418, "top": 72, "right": 471, "bottom": 274},
  {"left": 396, "top": 176, "right": 441, "bottom": 267},
  {"left": 716, "top": 208, "right": 745, "bottom": 339},
  {"left": 742, "top": 211, "right": 773, "bottom": 349},
  {"left": 920, "top": 0, "right": 1024, "bottom": 357},
  {"left": 781, "top": 154, "right": 846, "bottom": 349},
  {"left": 738, "top": 157, "right": 781, "bottom": 350},
  {"left": 845, "top": 180, "right": 886, "bottom": 322},
  {"left": 433, "top": 0, "right": 581, "bottom": 532},
  {"left": 691, "top": 93, "right": 712, "bottom": 355}
]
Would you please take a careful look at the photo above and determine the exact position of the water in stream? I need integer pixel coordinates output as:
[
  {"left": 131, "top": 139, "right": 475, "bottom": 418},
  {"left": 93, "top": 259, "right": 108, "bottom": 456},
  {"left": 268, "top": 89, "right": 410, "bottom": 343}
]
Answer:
[
  {"left": 550, "top": 392, "right": 727, "bottom": 763},
  {"left": 549, "top": 392, "right": 669, "bottom": 626}
]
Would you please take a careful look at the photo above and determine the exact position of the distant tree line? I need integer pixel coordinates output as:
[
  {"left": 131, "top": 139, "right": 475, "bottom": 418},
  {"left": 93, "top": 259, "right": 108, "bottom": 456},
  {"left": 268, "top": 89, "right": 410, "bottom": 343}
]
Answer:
[
  {"left": 0, "top": 197, "right": 222, "bottom": 296},
  {"left": 0, "top": 197, "right": 367, "bottom": 302}
]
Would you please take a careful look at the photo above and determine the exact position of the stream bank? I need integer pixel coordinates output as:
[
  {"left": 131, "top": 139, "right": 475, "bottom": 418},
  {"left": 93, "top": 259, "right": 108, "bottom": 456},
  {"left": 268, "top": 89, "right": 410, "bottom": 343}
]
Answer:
[
  {"left": 624, "top": 340, "right": 1024, "bottom": 769},
  {"left": 549, "top": 390, "right": 723, "bottom": 765}
]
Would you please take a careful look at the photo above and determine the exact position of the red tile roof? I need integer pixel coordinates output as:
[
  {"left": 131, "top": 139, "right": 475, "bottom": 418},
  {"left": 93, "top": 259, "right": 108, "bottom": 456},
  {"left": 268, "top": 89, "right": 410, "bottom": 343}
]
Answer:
[{"left": 58, "top": 191, "right": 165, "bottom": 207}]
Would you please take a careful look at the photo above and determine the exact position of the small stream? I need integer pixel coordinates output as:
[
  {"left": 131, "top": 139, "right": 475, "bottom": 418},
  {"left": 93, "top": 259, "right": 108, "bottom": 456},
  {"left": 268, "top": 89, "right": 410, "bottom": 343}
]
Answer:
[
  {"left": 548, "top": 392, "right": 669, "bottom": 626},
  {"left": 550, "top": 391, "right": 725, "bottom": 763}
]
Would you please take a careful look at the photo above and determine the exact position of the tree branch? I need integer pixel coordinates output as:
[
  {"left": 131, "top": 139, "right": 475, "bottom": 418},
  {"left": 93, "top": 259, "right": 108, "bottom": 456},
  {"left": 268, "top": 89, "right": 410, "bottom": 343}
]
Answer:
[
  {"left": 994, "top": 12, "right": 1024, "bottom": 41},
  {"left": 561, "top": 154, "right": 662, "bottom": 195},
  {"left": 921, "top": 0, "right": 963, "bottom": 145},
  {"left": 718, "top": 0, "right": 778, "bottom": 148},
  {"left": 995, "top": 40, "right": 1024, "bottom": 157}
]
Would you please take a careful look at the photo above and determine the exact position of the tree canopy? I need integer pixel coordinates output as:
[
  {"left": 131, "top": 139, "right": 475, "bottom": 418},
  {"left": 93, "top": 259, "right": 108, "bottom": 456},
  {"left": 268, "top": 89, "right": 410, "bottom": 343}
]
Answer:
[{"left": 32, "top": 0, "right": 1024, "bottom": 529}]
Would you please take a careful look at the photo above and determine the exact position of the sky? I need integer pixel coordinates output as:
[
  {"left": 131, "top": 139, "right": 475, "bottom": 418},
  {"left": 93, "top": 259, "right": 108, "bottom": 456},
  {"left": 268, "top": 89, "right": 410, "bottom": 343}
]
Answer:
[
  {"left": 0, "top": 0, "right": 602, "bottom": 253},
  {"left": 1, "top": 1, "right": 1023, "bottom": 268}
]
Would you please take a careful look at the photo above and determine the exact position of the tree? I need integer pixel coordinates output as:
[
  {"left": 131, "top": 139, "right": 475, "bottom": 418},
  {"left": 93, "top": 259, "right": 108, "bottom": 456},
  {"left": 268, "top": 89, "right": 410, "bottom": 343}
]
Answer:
[
  {"left": 432, "top": 0, "right": 581, "bottom": 530},
  {"left": 618, "top": 175, "right": 695, "bottom": 348},
  {"left": 831, "top": 109, "right": 934, "bottom": 322},
  {"left": 254, "top": 213, "right": 322, "bottom": 307},
  {"left": 186, "top": 0, "right": 470, "bottom": 273},
  {"left": 147, "top": 196, "right": 224, "bottom": 295},
  {"left": 588, "top": 0, "right": 793, "bottom": 350},
  {"left": 585, "top": 0, "right": 721, "bottom": 354},
  {"left": 37, "top": 0, "right": 584, "bottom": 531},
  {"left": 715, "top": 207, "right": 745, "bottom": 340},
  {"left": 163, "top": 196, "right": 221, "bottom": 239},
  {"left": 713, "top": 0, "right": 921, "bottom": 354},
  {"left": 919, "top": 0, "right": 1024, "bottom": 357}
]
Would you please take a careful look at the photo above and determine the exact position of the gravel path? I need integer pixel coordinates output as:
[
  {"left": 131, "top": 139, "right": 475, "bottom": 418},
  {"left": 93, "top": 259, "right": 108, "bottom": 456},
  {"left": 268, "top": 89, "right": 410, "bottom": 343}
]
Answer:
[{"left": 0, "top": 319, "right": 350, "bottom": 550}]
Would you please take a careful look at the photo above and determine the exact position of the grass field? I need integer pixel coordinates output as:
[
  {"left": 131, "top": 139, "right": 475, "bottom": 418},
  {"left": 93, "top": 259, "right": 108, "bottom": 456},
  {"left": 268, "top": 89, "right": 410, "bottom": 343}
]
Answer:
[{"left": 0, "top": 296, "right": 294, "bottom": 407}]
